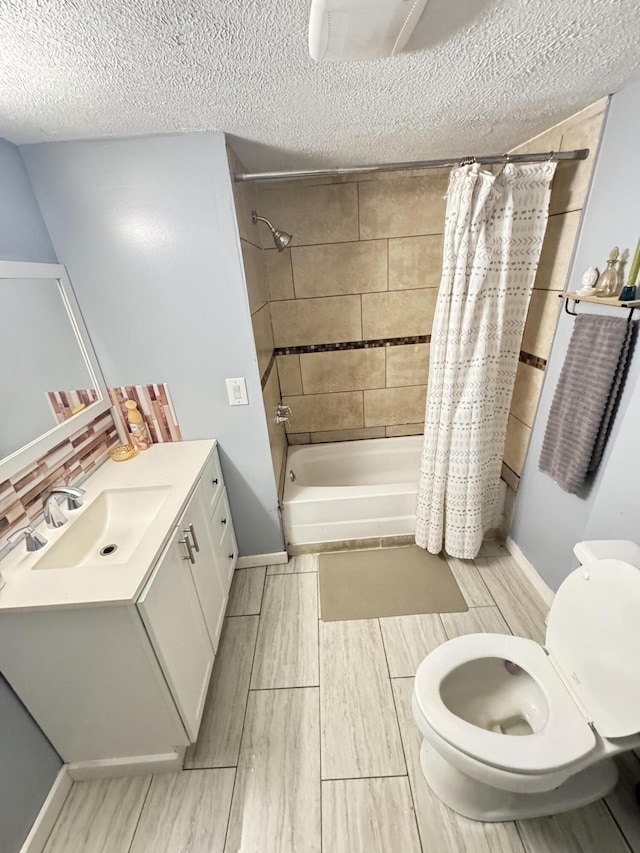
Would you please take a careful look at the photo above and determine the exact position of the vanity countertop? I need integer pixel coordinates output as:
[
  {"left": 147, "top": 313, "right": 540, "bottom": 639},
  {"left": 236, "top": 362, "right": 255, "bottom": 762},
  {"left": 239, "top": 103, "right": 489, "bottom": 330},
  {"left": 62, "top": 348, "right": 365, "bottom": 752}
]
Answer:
[{"left": 0, "top": 440, "right": 216, "bottom": 613}]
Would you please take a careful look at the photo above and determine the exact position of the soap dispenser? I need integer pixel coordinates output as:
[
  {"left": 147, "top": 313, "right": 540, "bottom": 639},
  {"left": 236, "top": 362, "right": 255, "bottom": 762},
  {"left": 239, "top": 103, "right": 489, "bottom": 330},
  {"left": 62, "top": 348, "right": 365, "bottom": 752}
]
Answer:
[{"left": 124, "top": 400, "right": 151, "bottom": 451}]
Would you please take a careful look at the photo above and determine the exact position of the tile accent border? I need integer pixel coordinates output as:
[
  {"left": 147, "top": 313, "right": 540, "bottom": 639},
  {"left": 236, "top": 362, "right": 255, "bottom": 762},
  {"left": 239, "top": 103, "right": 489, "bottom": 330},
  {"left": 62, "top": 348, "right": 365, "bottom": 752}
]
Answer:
[
  {"left": 0, "top": 411, "right": 119, "bottom": 544},
  {"left": 275, "top": 334, "right": 430, "bottom": 357},
  {"left": 519, "top": 350, "right": 547, "bottom": 371},
  {"left": 261, "top": 351, "right": 276, "bottom": 390}
]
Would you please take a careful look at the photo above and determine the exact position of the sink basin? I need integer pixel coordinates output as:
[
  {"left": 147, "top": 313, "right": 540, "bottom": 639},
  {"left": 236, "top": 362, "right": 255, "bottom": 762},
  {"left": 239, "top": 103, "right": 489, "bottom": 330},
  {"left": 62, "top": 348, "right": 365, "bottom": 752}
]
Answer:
[{"left": 34, "top": 486, "right": 171, "bottom": 570}]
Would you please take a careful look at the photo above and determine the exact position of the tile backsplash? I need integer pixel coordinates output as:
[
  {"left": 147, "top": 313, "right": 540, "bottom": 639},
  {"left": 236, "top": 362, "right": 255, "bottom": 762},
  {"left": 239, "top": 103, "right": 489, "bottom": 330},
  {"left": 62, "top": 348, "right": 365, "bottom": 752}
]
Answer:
[
  {"left": 0, "top": 410, "right": 119, "bottom": 543},
  {"left": 109, "top": 383, "right": 183, "bottom": 444}
]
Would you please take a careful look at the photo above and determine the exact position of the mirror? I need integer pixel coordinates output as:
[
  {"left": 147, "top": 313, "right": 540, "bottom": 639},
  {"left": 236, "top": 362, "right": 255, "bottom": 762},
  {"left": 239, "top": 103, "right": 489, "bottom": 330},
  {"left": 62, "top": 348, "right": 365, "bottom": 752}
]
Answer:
[
  {"left": 0, "top": 261, "right": 114, "bottom": 480},
  {"left": 0, "top": 278, "right": 98, "bottom": 458}
]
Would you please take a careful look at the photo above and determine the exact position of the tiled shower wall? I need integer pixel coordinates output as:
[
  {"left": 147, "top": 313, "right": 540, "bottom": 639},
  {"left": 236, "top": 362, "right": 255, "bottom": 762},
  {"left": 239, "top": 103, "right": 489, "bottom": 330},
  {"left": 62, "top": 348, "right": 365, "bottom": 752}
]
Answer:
[
  {"left": 501, "top": 98, "right": 607, "bottom": 526},
  {"left": 256, "top": 170, "right": 448, "bottom": 444},
  {"left": 228, "top": 145, "right": 288, "bottom": 497}
]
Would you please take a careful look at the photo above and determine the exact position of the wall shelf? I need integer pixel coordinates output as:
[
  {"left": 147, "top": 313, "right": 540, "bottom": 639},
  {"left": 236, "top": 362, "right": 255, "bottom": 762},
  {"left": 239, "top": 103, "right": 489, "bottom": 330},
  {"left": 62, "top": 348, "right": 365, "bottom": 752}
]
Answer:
[{"left": 560, "top": 291, "right": 640, "bottom": 308}]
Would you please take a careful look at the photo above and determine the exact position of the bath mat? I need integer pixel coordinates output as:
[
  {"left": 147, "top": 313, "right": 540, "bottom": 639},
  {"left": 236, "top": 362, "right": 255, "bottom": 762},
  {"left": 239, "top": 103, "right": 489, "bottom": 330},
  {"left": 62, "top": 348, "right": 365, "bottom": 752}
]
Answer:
[{"left": 318, "top": 546, "right": 468, "bottom": 621}]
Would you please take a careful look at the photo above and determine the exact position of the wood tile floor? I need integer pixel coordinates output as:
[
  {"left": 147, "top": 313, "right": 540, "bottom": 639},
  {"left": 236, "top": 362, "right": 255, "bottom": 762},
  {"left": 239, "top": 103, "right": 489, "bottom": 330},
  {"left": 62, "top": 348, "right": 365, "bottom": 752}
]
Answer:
[{"left": 44, "top": 547, "right": 640, "bottom": 853}]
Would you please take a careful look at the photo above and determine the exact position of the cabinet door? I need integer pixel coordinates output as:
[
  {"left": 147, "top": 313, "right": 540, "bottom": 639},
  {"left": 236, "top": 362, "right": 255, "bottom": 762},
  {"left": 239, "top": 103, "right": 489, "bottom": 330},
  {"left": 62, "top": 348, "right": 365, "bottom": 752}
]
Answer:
[
  {"left": 182, "top": 484, "right": 228, "bottom": 650},
  {"left": 138, "top": 526, "right": 214, "bottom": 741}
]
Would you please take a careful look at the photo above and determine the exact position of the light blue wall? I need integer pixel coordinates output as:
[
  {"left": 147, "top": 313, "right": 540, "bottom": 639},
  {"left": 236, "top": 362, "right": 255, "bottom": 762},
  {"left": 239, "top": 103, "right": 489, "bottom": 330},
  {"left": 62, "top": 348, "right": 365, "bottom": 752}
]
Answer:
[
  {"left": 511, "top": 79, "right": 640, "bottom": 590},
  {"left": 0, "top": 137, "right": 62, "bottom": 853},
  {"left": 21, "top": 132, "right": 283, "bottom": 555}
]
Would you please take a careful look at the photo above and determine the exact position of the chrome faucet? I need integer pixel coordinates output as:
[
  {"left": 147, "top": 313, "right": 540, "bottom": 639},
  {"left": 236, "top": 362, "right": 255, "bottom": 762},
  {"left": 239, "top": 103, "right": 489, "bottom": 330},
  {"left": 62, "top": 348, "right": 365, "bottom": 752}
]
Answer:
[
  {"left": 7, "top": 525, "right": 48, "bottom": 552},
  {"left": 275, "top": 403, "right": 292, "bottom": 427},
  {"left": 42, "top": 486, "right": 86, "bottom": 529}
]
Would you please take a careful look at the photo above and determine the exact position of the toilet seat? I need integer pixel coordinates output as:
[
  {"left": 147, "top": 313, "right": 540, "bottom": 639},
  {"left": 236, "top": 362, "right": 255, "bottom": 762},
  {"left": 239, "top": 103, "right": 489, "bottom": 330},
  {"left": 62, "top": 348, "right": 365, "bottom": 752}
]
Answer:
[{"left": 414, "top": 633, "right": 596, "bottom": 775}]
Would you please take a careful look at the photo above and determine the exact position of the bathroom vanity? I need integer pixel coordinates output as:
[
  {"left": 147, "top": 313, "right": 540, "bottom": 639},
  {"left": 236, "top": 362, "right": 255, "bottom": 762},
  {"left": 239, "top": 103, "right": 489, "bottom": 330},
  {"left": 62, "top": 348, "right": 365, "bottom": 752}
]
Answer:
[{"left": 0, "top": 440, "right": 237, "bottom": 777}]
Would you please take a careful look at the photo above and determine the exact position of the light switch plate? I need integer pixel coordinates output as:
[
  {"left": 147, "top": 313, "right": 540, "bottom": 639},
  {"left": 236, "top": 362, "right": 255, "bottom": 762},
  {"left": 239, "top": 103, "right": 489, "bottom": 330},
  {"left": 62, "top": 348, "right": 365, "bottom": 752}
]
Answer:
[{"left": 226, "top": 377, "right": 248, "bottom": 406}]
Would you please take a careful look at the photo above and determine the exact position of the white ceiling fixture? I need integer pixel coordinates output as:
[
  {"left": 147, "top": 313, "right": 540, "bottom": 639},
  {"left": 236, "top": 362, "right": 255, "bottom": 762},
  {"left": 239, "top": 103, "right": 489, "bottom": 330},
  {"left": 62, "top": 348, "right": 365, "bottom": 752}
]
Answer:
[{"left": 308, "top": 0, "right": 429, "bottom": 62}]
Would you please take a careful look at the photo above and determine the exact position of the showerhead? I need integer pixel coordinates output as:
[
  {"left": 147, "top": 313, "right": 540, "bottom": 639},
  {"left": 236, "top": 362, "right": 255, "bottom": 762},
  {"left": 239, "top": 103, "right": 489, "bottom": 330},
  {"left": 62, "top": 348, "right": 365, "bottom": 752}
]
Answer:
[{"left": 252, "top": 210, "right": 293, "bottom": 252}]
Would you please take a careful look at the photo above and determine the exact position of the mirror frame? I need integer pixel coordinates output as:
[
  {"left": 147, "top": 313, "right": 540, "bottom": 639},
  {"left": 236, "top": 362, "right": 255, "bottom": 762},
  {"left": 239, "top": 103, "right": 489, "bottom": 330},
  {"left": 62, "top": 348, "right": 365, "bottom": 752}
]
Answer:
[{"left": 0, "top": 260, "right": 126, "bottom": 482}]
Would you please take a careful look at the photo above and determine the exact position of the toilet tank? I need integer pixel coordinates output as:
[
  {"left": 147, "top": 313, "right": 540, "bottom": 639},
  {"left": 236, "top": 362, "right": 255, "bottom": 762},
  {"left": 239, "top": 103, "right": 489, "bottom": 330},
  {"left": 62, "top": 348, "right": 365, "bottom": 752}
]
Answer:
[{"left": 574, "top": 539, "right": 640, "bottom": 568}]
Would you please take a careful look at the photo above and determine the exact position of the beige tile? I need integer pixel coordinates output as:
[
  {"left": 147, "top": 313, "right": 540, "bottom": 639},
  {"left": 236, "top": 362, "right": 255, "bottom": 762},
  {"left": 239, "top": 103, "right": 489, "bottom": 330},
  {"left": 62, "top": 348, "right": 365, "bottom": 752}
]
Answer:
[
  {"left": 251, "top": 303, "right": 274, "bottom": 380},
  {"left": 509, "top": 124, "right": 564, "bottom": 157},
  {"left": 364, "top": 386, "right": 427, "bottom": 427},
  {"left": 389, "top": 235, "right": 443, "bottom": 290},
  {"left": 271, "top": 295, "right": 362, "bottom": 347},
  {"left": 262, "top": 364, "right": 287, "bottom": 490},
  {"left": 241, "top": 239, "right": 268, "bottom": 315},
  {"left": 288, "top": 432, "right": 311, "bottom": 445},
  {"left": 445, "top": 557, "right": 494, "bottom": 607},
  {"left": 264, "top": 247, "right": 294, "bottom": 300},
  {"left": 258, "top": 182, "right": 359, "bottom": 246},
  {"left": 276, "top": 354, "right": 303, "bottom": 396},
  {"left": 130, "top": 769, "right": 234, "bottom": 853},
  {"left": 503, "top": 415, "right": 531, "bottom": 477},
  {"left": 251, "top": 573, "right": 319, "bottom": 689},
  {"left": 386, "top": 343, "right": 430, "bottom": 387},
  {"left": 291, "top": 240, "right": 387, "bottom": 297},
  {"left": 510, "top": 361, "right": 544, "bottom": 428},
  {"left": 320, "top": 619, "right": 405, "bottom": 779},
  {"left": 267, "top": 553, "right": 318, "bottom": 575},
  {"left": 359, "top": 172, "right": 449, "bottom": 239},
  {"left": 392, "top": 678, "right": 526, "bottom": 853},
  {"left": 231, "top": 174, "right": 260, "bottom": 246},
  {"left": 550, "top": 109, "right": 606, "bottom": 215},
  {"left": 534, "top": 211, "right": 581, "bottom": 291},
  {"left": 43, "top": 776, "right": 151, "bottom": 853},
  {"left": 501, "top": 461, "right": 520, "bottom": 492},
  {"left": 386, "top": 423, "right": 424, "bottom": 437},
  {"left": 501, "top": 484, "right": 517, "bottom": 538},
  {"left": 185, "top": 616, "right": 259, "bottom": 769},
  {"left": 322, "top": 777, "right": 421, "bottom": 853},
  {"left": 226, "top": 567, "right": 266, "bottom": 616},
  {"left": 380, "top": 534, "right": 415, "bottom": 548},
  {"left": 362, "top": 289, "right": 438, "bottom": 338},
  {"left": 441, "top": 605, "right": 511, "bottom": 640},
  {"left": 225, "top": 688, "right": 321, "bottom": 853},
  {"left": 282, "top": 391, "right": 363, "bottom": 433},
  {"left": 517, "top": 801, "right": 628, "bottom": 853},
  {"left": 474, "top": 555, "right": 548, "bottom": 643},
  {"left": 300, "top": 348, "right": 385, "bottom": 393},
  {"left": 379, "top": 613, "right": 447, "bottom": 677},
  {"left": 522, "top": 289, "right": 561, "bottom": 359},
  {"left": 310, "top": 426, "right": 386, "bottom": 443}
]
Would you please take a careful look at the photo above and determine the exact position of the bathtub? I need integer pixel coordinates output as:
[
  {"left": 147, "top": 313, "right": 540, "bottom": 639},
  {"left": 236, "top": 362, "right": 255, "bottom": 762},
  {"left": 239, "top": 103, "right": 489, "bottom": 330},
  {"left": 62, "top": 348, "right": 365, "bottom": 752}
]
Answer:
[{"left": 282, "top": 435, "right": 423, "bottom": 546}]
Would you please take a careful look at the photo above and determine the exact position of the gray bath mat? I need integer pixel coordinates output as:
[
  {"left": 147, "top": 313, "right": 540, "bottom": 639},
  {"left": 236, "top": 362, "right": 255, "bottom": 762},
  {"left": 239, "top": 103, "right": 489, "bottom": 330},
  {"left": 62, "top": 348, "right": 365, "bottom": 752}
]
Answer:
[{"left": 319, "top": 546, "right": 468, "bottom": 621}]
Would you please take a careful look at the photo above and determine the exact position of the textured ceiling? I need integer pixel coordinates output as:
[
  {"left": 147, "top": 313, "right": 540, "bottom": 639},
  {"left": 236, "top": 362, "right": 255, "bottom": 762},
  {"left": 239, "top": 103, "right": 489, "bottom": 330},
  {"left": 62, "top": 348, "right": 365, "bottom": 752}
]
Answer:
[{"left": 1, "top": 0, "right": 639, "bottom": 170}]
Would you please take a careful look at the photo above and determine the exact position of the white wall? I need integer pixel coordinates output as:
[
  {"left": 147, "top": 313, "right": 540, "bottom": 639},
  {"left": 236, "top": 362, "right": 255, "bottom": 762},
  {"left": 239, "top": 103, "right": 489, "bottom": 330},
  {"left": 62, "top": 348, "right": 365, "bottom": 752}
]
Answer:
[
  {"left": 510, "top": 79, "right": 640, "bottom": 590},
  {"left": 0, "top": 137, "right": 62, "bottom": 853},
  {"left": 22, "top": 132, "right": 284, "bottom": 555}
]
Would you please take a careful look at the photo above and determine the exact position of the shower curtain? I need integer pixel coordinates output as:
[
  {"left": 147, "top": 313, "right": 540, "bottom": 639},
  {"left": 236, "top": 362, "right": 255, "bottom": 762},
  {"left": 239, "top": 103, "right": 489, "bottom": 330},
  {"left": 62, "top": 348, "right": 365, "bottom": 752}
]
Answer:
[{"left": 415, "top": 161, "right": 556, "bottom": 559}]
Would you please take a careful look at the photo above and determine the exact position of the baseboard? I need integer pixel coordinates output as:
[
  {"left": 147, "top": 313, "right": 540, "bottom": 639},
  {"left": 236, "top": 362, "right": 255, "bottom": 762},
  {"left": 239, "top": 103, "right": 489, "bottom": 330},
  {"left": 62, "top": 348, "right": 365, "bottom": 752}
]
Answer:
[
  {"left": 20, "top": 766, "right": 72, "bottom": 853},
  {"left": 236, "top": 551, "right": 288, "bottom": 568},
  {"left": 506, "top": 536, "right": 555, "bottom": 607},
  {"left": 67, "top": 750, "right": 184, "bottom": 781}
]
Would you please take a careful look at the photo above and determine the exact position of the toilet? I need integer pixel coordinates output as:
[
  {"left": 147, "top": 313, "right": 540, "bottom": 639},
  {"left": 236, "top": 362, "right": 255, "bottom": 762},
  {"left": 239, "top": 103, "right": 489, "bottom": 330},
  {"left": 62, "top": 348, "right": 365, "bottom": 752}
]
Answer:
[{"left": 413, "top": 540, "right": 640, "bottom": 821}]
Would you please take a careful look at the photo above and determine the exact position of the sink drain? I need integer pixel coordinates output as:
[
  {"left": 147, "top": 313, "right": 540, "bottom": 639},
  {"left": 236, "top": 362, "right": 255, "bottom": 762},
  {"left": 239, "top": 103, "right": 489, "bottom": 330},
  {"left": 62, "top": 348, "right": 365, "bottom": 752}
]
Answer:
[{"left": 100, "top": 544, "right": 118, "bottom": 556}]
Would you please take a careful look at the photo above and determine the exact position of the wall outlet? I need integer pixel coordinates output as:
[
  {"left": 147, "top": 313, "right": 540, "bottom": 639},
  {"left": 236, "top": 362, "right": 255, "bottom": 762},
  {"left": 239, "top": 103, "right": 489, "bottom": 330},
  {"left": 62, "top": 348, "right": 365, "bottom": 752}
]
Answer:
[{"left": 225, "top": 377, "right": 248, "bottom": 406}]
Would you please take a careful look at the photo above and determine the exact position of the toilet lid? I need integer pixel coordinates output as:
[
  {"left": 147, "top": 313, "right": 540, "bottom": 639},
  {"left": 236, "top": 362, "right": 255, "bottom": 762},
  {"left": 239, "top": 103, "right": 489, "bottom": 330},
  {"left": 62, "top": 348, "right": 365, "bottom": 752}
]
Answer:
[{"left": 546, "top": 558, "right": 640, "bottom": 738}]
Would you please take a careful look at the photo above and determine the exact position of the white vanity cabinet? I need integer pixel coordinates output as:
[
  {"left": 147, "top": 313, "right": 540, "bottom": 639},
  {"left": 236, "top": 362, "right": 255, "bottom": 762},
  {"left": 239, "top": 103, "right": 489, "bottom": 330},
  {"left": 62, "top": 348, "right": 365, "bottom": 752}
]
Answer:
[{"left": 0, "top": 441, "right": 239, "bottom": 774}]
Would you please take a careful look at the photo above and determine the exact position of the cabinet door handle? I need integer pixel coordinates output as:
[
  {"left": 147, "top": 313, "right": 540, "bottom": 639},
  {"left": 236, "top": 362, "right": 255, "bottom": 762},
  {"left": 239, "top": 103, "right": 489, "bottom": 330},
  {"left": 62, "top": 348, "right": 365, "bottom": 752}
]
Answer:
[
  {"left": 221, "top": 517, "right": 227, "bottom": 525},
  {"left": 212, "top": 477, "right": 219, "bottom": 485},
  {"left": 185, "top": 523, "right": 200, "bottom": 553},
  {"left": 229, "top": 552, "right": 235, "bottom": 559},
  {"left": 179, "top": 536, "right": 195, "bottom": 564}
]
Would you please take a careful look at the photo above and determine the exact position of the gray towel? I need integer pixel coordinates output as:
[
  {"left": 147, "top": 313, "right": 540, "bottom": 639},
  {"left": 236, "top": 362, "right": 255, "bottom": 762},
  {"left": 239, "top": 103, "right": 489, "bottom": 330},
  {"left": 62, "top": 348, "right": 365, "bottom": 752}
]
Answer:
[{"left": 539, "top": 314, "right": 633, "bottom": 493}]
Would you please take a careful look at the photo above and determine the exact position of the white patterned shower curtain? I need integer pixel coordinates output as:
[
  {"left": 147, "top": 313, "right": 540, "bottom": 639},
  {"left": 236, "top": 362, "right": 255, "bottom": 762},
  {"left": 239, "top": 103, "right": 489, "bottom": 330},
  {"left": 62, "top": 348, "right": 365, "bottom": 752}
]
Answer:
[{"left": 415, "top": 162, "right": 556, "bottom": 559}]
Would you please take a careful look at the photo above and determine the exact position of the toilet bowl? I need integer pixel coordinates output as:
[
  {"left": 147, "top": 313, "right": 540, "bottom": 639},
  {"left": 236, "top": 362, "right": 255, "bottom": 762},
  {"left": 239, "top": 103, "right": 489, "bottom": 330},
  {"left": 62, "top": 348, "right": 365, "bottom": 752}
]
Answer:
[{"left": 413, "top": 552, "right": 640, "bottom": 821}]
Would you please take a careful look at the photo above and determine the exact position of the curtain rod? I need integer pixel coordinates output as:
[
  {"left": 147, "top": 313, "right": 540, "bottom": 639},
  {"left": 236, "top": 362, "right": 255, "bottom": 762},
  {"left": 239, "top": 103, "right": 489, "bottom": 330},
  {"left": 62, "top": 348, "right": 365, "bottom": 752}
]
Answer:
[{"left": 233, "top": 148, "right": 589, "bottom": 182}]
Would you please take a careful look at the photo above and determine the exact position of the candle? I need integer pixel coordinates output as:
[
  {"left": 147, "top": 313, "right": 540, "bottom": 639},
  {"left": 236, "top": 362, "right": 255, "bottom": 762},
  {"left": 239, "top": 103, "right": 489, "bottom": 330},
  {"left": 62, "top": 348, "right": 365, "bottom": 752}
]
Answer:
[{"left": 628, "top": 238, "right": 640, "bottom": 289}]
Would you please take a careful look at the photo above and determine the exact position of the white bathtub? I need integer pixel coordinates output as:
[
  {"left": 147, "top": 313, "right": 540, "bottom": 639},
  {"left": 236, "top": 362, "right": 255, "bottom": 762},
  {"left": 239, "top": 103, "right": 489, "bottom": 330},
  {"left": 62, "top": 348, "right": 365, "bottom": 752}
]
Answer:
[{"left": 282, "top": 435, "right": 423, "bottom": 546}]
